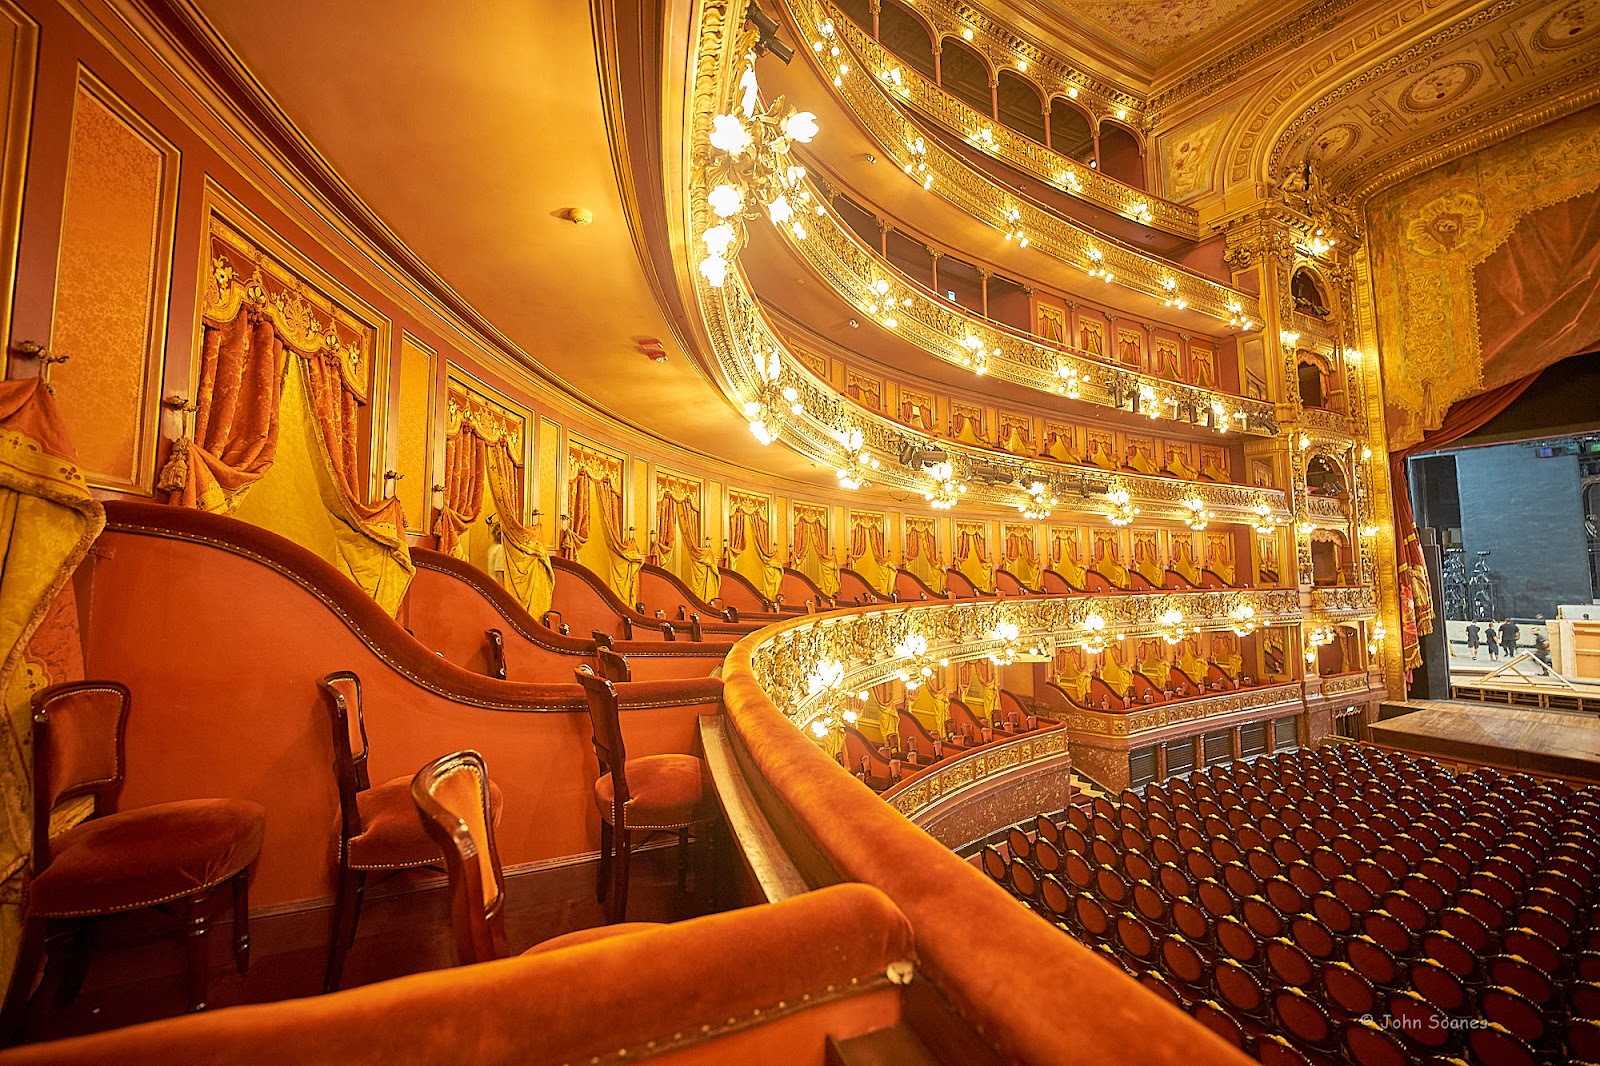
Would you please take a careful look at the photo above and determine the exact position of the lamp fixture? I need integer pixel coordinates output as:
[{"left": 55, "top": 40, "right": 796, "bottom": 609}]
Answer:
[
  {"left": 1002, "top": 206, "right": 1028, "bottom": 246},
  {"left": 1079, "top": 612, "right": 1107, "bottom": 654},
  {"left": 1085, "top": 248, "right": 1113, "bottom": 283},
  {"left": 924, "top": 460, "right": 966, "bottom": 510},
  {"left": 1160, "top": 277, "right": 1186, "bottom": 310},
  {"left": 1251, "top": 502, "right": 1284, "bottom": 536},
  {"left": 1018, "top": 480, "right": 1058, "bottom": 520},
  {"left": 1158, "top": 609, "right": 1187, "bottom": 645},
  {"left": 1106, "top": 488, "right": 1139, "bottom": 526},
  {"left": 835, "top": 425, "right": 880, "bottom": 490},
  {"left": 699, "top": 56, "right": 819, "bottom": 288},
  {"left": 742, "top": 348, "right": 803, "bottom": 445},
  {"left": 1183, "top": 498, "right": 1213, "bottom": 531},
  {"left": 1230, "top": 604, "right": 1258, "bottom": 637}
]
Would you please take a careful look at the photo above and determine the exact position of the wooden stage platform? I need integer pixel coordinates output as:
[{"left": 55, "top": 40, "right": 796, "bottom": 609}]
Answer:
[{"left": 1372, "top": 700, "right": 1600, "bottom": 783}]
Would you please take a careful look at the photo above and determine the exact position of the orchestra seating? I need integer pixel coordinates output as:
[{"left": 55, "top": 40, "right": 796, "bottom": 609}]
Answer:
[{"left": 983, "top": 743, "right": 1600, "bottom": 1065}]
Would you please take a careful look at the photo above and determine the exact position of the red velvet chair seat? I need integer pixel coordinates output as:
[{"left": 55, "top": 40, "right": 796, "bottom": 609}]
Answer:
[
  {"left": 594, "top": 756, "right": 703, "bottom": 831},
  {"left": 523, "top": 922, "right": 664, "bottom": 955},
  {"left": 345, "top": 775, "right": 504, "bottom": 870},
  {"left": 31, "top": 799, "right": 266, "bottom": 919}
]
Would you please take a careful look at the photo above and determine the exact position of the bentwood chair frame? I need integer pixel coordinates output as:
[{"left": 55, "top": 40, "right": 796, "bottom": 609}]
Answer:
[
  {"left": 574, "top": 668, "right": 706, "bottom": 923},
  {"left": 411, "top": 750, "right": 507, "bottom": 966},
  {"left": 2, "top": 682, "right": 258, "bottom": 1035}
]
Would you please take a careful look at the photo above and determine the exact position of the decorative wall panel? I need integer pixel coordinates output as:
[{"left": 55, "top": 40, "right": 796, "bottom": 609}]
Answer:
[{"left": 394, "top": 333, "right": 434, "bottom": 531}]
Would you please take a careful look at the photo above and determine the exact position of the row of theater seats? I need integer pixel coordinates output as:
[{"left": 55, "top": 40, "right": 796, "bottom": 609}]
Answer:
[
  {"left": 840, "top": 692, "right": 1055, "bottom": 793},
  {"left": 981, "top": 745, "right": 1600, "bottom": 1066}
]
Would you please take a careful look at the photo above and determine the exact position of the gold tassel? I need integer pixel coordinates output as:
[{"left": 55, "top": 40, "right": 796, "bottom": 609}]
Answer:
[{"left": 156, "top": 436, "right": 192, "bottom": 495}]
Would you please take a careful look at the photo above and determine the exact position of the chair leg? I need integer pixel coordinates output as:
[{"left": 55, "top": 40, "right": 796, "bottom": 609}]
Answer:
[
  {"left": 677, "top": 827, "right": 691, "bottom": 892},
  {"left": 231, "top": 870, "right": 251, "bottom": 973},
  {"left": 183, "top": 890, "right": 212, "bottom": 1013},
  {"left": 0, "top": 918, "right": 46, "bottom": 1042},
  {"left": 610, "top": 828, "right": 632, "bottom": 925},
  {"left": 596, "top": 820, "right": 613, "bottom": 904},
  {"left": 324, "top": 863, "right": 361, "bottom": 994},
  {"left": 53, "top": 921, "right": 96, "bottom": 1007}
]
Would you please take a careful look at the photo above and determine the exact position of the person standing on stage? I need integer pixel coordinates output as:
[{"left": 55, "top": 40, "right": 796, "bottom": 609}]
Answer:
[
  {"left": 1485, "top": 626, "right": 1499, "bottom": 661},
  {"left": 1465, "top": 622, "right": 1481, "bottom": 660},
  {"left": 1499, "top": 619, "right": 1520, "bottom": 657}
]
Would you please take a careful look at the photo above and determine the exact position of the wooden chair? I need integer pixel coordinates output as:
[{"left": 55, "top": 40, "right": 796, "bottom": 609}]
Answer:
[
  {"left": 574, "top": 668, "right": 707, "bottom": 923},
  {"left": 1, "top": 681, "right": 266, "bottom": 1034},
  {"left": 317, "top": 670, "right": 505, "bottom": 992},
  {"left": 410, "top": 750, "right": 659, "bottom": 966}
]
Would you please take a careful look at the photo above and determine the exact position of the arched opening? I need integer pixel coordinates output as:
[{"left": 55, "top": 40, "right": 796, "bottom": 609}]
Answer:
[
  {"left": 877, "top": 1, "right": 936, "bottom": 82},
  {"left": 1297, "top": 360, "right": 1325, "bottom": 408},
  {"left": 1291, "top": 268, "right": 1331, "bottom": 317},
  {"left": 1097, "top": 121, "right": 1145, "bottom": 190},
  {"left": 995, "top": 70, "right": 1044, "bottom": 144},
  {"left": 833, "top": 0, "right": 872, "bottom": 31},
  {"left": 1310, "top": 531, "right": 1351, "bottom": 587},
  {"left": 1048, "top": 98, "right": 1094, "bottom": 164},
  {"left": 938, "top": 37, "right": 993, "bottom": 117},
  {"left": 1306, "top": 454, "right": 1347, "bottom": 497}
]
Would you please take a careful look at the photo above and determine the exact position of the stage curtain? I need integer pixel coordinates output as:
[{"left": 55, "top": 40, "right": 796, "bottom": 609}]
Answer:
[
  {"left": 848, "top": 519, "right": 895, "bottom": 597},
  {"left": 160, "top": 304, "right": 413, "bottom": 614},
  {"left": 0, "top": 379, "right": 104, "bottom": 1004},
  {"left": 791, "top": 511, "right": 840, "bottom": 596},
  {"left": 956, "top": 526, "right": 995, "bottom": 593},
  {"left": 1005, "top": 528, "right": 1041, "bottom": 589},
  {"left": 727, "top": 501, "right": 782, "bottom": 604},
  {"left": 655, "top": 486, "right": 719, "bottom": 605},
  {"left": 1390, "top": 373, "right": 1537, "bottom": 669},
  {"left": 904, "top": 522, "right": 944, "bottom": 593},
  {"left": 564, "top": 466, "right": 642, "bottom": 605}
]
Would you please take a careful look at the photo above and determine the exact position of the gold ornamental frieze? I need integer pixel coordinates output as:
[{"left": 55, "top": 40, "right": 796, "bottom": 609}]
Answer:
[
  {"left": 886, "top": 727, "right": 1070, "bottom": 820},
  {"left": 1063, "top": 682, "right": 1303, "bottom": 738}
]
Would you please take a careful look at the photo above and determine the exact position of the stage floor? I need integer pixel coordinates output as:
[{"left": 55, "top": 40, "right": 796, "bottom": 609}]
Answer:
[{"left": 1371, "top": 700, "right": 1600, "bottom": 783}]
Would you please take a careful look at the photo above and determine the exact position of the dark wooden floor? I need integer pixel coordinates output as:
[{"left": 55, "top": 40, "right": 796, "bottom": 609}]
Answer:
[{"left": 12, "top": 844, "right": 706, "bottom": 1047}]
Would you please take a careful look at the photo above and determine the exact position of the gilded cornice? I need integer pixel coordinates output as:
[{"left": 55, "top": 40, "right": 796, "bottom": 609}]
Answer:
[
  {"left": 886, "top": 726, "right": 1069, "bottom": 819},
  {"left": 783, "top": 0, "right": 1259, "bottom": 324},
  {"left": 816, "top": 0, "right": 1198, "bottom": 236},
  {"left": 1062, "top": 682, "right": 1303, "bottom": 738}
]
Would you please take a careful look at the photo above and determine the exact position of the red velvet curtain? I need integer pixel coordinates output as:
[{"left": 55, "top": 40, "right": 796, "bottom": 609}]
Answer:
[
  {"left": 565, "top": 468, "right": 624, "bottom": 552},
  {"left": 433, "top": 423, "right": 488, "bottom": 556},
  {"left": 1390, "top": 373, "right": 1538, "bottom": 670},
  {"left": 793, "top": 512, "right": 826, "bottom": 557},
  {"left": 1475, "top": 190, "right": 1600, "bottom": 392},
  {"left": 162, "top": 310, "right": 283, "bottom": 507}
]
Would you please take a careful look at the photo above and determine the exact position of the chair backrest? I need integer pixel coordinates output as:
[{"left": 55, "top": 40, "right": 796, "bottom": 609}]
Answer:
[
  {"left": 317, "top": 671, "right": 370, "bottom": 843},
  {"left": 411, "top": 749, "right": 506, "bottom": 965},
  {"left": 595, "top": 646, "right": 632, "bottom": 683},
  {"left": 31, "top": 681, "right": 130, "bottom": 870},
  {"left": 574, "top": 668, "right": 628, "bottom": 807}
]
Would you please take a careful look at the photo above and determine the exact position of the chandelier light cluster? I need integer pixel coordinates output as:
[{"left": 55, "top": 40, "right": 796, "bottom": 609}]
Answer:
[
  {"left": 700, "top": 60, "right": 820, "bottom": 289},
  {"left": 1079, "top": 612, "right": 1109, "bottom": 654},
  {"left": 1158, "top": 609, "right": 1188, "bottom": 645},
  {"left": 1161, "top": 277, "right": 1187, "bottom": 310},
  {"left": 891, "top": 632, "right": 946, "bottom": 691},
  {"left": 1019, "top": 480, "right": 1058, "bottom": 520},
  {"left": 1085, "top": 248, "right": 1114, "bottom": 283},
  {"left": 1252, "top": 502, "right": 1285, "bottom": 536},
  {"left": 835, "top": 425, "right": 880, "bottom": 490},
  {"left": 1002, "top": 206, "right": 1029, "bottom": 246},
  {"left": 1183, "top": 497, "right": 1214, "bottom": 531},
  {"left": 1106, "top": 487, "right": 1139, "bottom": 526},
  {"left": 924, "top": 460, "right": 967, "bottom": 510},
  {"left": 1230, "top": 604, "right": 1258, "bottom": 636},
  {"left": 743, "top": 348, "right": 803, "bottom": 445},
  {"left": 961, "top": 335, "right": 990, "bottom": 376},
  {"left": 1226, "top": 301, "right": 1256, "bottom": 331},
  {"left": 865, "top": 278, "right": 910, "bottom": 328}
]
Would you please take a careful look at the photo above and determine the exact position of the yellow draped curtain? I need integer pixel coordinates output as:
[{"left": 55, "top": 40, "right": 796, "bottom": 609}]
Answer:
[
  {"left": 956, "top": 524, "right": 994, "bottom": 593},
  {"left": 1048, "top": 529, "right": 1087, "bottom": 590},
  {"left": 158, "top": 301, "right": 413, "bottom": 613},
  {"left": 434, "top": 406, "right": 554, "bottom": 620},
  {"left": 1003, "top": 526, "right": 1041, "bottom": 589},
  {"left": 1050, "top": 648, "right": 1091, "bottom": 705},
  {"left": 848, "top": 516, "right": 894, "bottom": 597},
  {"left": 0, "top": 379, "right": 105, "bottom": 1006},
  {"left": 1133, "top": 533, "right": 1165, "bottom": 586},
  {"left": 727, "top": 495, "right": 782, "bottom": 603},
  {"left": 562, "top": 453, "right": 642, "bottom": 604},
  {"left": 907, "top": 676, "right": 949, "bottom": 736},
  {"left": 1093, "top": 534, "right": 1130, "bottom": 589},
  {"left": 790, "top": 508, "right": 840, "bottom": 596},
  {"left": 655, "top": 480, "right": 719, "bottom": 604},
  {"left": 1101, "top": 644, "right": 1133, "bottom": 698},
  {"left": 1172, "top": 535, "right": 1203, "bottom": 587},
  {"left": 957, "top": 659, "right": 997, "bottom": 719},
  {"left": 1205, "top": 533, "right": 1237, "bottom": 585},
  {"left": 903, "top": 520, "right": 944, "bottom": 593}
]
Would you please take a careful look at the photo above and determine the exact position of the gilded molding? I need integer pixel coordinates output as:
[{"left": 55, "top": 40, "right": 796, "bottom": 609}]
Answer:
[
  {"left": 1062, "top": 682, "right": 1302, "bottom": 738},
  {"left": 886, "top": 726, "right": 1070, "bottom": 819}
]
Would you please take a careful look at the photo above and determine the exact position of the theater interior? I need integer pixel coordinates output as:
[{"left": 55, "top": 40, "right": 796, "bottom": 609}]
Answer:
[{"left": 0, "top": 0, "right": 1598, "bottom": 1063}]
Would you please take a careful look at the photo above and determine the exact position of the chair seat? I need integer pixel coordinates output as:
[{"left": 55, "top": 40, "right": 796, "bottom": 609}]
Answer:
[
  {"left": 521, "top": 921, "right": 664, "bottom": 955},
  {"left": 30, "top": 798, "right": 266, "bottom": 919},
  {"left": 594, "top": 755, "right": 704, "bottom": 831},
  {"left": 348, "top": 775, "right": 504, "bottom": 871}
]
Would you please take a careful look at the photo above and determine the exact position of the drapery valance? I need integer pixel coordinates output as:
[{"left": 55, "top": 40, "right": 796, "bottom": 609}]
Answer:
[
  {"left": 727, "top": 495, "right": 782, "bottom": 604},
  {"left": 904, "top": 520, "right": 944, "bottom": 593},
  {"left": 158, "top": 298, "right": 413, "bottom": 613},
  {"left": 563, "top": 456, "right": 642, "bottom": 605},
  {"left": 955, "top": 523, "right": 994, "bottom": 593},
  {"left": 791, "top": 508, "right": 840, "bottom": 597},
  {"left": 848, "top": 516, "right": 894, "bottom": 597},
  {"left": 655, "top": 480, "right": 719, "bottom": 605},
  {"left": 0, "top": 378, "right": 104, "bottom": 1005},
  {"left": 434, "top": 408, "right": 554, "bottom": 620}
]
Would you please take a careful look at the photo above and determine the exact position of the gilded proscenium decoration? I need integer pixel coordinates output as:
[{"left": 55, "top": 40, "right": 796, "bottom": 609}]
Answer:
[
  {"left": 747, "top": 589, "right": 1304, "bottom": 732},
  {"left": 815, "top": 3, "right": 1198, "bottom": 238},
  {"left": 790, "top": 172, "right": 1278, "bottom": 434},
  {"left": 886, "top": 727, "right": 1070, "bottom": 820},
  {"left": 782, "top": 0, "right": 1259, "bottom": 326},
  {"left": 1308, "top": 585, "right": 1377, "bottom": 623},
  {"left": 717, "top": 265, "right": 1289, "bottom": 520}
]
